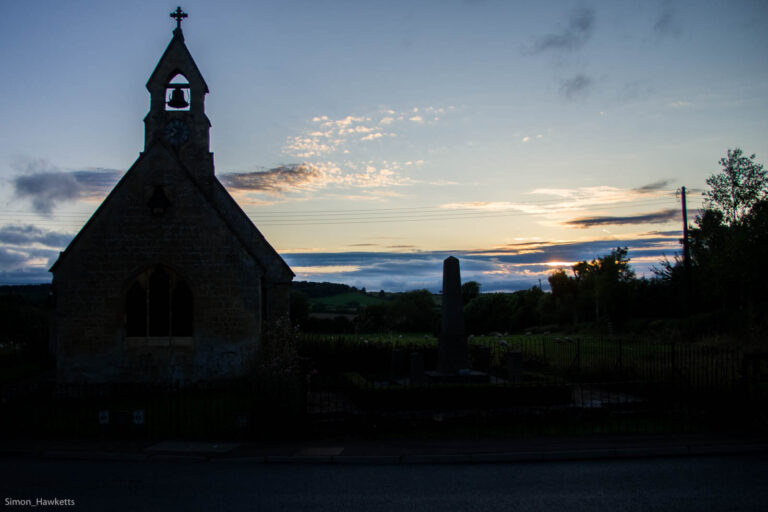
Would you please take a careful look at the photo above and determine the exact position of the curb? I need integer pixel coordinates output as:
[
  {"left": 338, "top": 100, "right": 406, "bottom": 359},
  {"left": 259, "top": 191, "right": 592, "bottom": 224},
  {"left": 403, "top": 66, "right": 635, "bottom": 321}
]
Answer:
[
  {"left": 3, "top": 443, "right": 768, "bottom": 465},
  {"left": 43, "top": 450, "right": 150, "bottom": 462}
]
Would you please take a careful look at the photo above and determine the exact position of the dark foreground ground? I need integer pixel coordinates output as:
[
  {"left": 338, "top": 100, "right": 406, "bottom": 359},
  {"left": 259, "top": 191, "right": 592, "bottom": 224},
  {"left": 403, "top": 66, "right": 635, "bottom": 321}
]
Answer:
[
  {"left": 2, "top": 452, "right": 768, "bottom": 511},
  {"left": 2, "top": 433, "right": 768, "bottom": 511}
]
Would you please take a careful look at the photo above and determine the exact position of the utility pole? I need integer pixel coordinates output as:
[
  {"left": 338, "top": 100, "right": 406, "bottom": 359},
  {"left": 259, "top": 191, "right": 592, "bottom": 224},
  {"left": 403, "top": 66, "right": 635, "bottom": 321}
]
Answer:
[{"left": 681, "top": 186, "right": 692, "bottom": 314}]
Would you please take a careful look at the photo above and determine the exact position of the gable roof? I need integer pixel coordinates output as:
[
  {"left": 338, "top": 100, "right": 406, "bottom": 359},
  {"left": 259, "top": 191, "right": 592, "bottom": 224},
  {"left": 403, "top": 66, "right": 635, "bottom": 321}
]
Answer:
[
  {"left": 50, "top": 142, "right": 293, "bottom": 282},
  {"left": 146, "top": 28, "right": 209, "bottom": 94}
]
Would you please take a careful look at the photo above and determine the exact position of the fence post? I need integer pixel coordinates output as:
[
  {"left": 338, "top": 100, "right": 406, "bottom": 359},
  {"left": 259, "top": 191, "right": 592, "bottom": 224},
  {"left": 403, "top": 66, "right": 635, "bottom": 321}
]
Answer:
[
  {"left": 618, "top": 337, "right": 623, "bottom": 374},
  {"left": 671, "top": 342, "right": 676, "bottom": 382},
  {"left": 576, "top": 337, "right": 581, "bottom": 376}
]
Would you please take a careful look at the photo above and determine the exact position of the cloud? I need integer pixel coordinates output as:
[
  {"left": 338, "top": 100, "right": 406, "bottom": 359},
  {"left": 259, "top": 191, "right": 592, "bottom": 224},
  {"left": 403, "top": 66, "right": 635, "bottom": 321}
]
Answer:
[
  {"left": 12, "top": 161, "right": 123, "bottom": 214},
  {"left": 560, "top": 74, "right": 592, "bottom": 99},
  {"left": 654, "top": 2, "right": 682, "bottom": 37},
  {"left": 0, "top": 269, "right": 52, "bottom": 285},
  {"left": 532, "top": 7, "right": 595, "bottom": 53},
  {"left": 220, "top": 162, "right": 418, "bottom": 203},
  {"left": 0, "top": 225, "right": 73, "bottom": 248},
  {"left": 564, "top": 209, "right": 680, "bottom": 228},
  {"left": 441, "top": 184, "right": 674, "bottom": 221},
  {"left": 220, "top": 164, "right": 328, "bottom": 195},
  {"left": 0, "top": 247, "right": 29, "bottom": 268},
  {"left": 283, "top": 106, "right": 451, "bottom": 159},
  {"left": 278, "top": 233, "right": 681, "bottom": 292},
  {"left": 633, "top": 180, "right": 674, "bottom": 193}
]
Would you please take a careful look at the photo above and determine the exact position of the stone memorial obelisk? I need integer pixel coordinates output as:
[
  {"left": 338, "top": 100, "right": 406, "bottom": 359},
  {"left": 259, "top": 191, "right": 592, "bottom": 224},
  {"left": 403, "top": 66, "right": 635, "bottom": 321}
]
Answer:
[{"left": 438, "top": 256, "right": 468, "bottom": 373}]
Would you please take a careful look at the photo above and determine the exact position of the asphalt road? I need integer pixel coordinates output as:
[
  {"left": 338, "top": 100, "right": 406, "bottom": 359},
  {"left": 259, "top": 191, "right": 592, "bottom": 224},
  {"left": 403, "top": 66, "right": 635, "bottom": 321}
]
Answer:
[{"left": 2, "top": 454, "right": 767, "bottom": 511}]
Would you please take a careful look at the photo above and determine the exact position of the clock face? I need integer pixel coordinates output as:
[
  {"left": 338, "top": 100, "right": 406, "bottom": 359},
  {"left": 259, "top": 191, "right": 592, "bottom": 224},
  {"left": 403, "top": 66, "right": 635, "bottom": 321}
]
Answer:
[{"left": 163, "top": 119, "right": 190, "bottom": 146}]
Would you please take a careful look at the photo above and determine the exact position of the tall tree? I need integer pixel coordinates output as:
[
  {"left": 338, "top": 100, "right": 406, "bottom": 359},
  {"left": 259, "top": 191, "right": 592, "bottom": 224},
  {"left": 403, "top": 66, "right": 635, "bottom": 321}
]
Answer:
[
  {"left": 688, "top": 149, "right": 767, "bottom": 316},
  {"left": 704, "top": 148, "right": 767, "bottom": 226},
  {"left": 461, "top": 281, "right": 481, "bottom": 306}
]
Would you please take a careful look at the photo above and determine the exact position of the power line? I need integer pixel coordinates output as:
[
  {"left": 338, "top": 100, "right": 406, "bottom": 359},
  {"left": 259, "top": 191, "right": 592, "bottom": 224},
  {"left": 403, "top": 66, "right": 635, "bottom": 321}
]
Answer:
[{"left": 0, "top": 196, "right": 705, "bottom": 228}]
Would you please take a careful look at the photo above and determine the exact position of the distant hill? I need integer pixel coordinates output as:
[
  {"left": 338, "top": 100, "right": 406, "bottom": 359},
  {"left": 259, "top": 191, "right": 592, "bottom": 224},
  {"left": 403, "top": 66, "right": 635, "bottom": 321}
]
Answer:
[
  {"left": 0, "top": 284, "right": 51, "bottom": 302},
  {"left": 312, "top": 291, "right": 388, "bottom": 310},
  {"left": 291, "top": 281, "right": 359, "bottom": 298}
]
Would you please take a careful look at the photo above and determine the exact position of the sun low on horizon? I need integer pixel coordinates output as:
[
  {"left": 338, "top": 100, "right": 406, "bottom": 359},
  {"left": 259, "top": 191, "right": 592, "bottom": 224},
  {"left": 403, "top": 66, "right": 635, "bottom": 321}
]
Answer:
[{"left": 1, "top": 0, "right": 766, "bottom": 292}]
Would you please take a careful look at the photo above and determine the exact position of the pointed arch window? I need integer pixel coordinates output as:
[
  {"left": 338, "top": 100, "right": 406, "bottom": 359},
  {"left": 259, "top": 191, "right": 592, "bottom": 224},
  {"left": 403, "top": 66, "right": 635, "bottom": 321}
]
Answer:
[{"left": 126, "top": 266, "right": 193, "bottom": 339}]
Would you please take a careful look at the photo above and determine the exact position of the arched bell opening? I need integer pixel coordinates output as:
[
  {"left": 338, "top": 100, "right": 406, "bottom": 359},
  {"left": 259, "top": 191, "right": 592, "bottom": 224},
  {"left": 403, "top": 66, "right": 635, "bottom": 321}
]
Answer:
[{"left": 165, "top": 72, "right": 190, "bottom": 111}]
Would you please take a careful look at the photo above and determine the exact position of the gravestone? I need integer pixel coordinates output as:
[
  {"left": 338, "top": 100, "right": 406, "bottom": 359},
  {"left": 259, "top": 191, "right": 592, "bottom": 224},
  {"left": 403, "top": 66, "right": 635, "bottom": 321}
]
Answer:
[
  {"left": 471, "top": 345, "right": 492, "bottom": 373},
  {"left": 507, "top": 350, "right": 523, "bottom": 383},
  {"left": 409, "top": 352, "right": 425, "bottom": 385},
  {"left": 390, "top": 349, "right": 408, "bottom": 378},
  {"left": 438, "top": 256, "right": 468, "bottom": 373}
]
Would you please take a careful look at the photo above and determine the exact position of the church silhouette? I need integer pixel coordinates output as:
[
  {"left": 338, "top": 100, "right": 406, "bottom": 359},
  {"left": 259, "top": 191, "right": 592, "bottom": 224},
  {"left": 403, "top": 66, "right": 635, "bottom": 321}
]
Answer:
[{"left": 50, "top": 8, "right": 293, "bottom": 385}]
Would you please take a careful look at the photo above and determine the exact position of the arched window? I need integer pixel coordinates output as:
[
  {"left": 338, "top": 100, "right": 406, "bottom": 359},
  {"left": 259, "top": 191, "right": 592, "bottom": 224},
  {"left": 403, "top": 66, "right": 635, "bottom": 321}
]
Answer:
[{"left": 125, "top": 266, "right": 193, "bottom": 338}]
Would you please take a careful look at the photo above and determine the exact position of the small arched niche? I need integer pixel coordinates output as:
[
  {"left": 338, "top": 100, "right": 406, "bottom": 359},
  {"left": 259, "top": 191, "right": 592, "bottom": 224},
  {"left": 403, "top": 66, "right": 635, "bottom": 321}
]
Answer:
[
  {"left": 165, "top": 72, "right": 190, "bottom": 111},
  {"left": 125, "top": 265, "right": 193, "bottom": 341}
]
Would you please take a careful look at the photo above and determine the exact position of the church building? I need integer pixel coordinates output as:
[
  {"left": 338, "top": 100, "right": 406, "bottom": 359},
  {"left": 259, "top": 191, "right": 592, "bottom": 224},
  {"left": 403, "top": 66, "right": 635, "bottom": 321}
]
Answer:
[{"left": 50, "top": 9, "right": 294, "bottom": 385}]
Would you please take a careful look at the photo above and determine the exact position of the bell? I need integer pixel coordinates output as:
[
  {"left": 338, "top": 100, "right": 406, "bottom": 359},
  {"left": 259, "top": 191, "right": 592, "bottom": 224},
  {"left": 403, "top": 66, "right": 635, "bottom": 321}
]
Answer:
[{"left": 167, "top": 86, "right": 189, "bottom": 109}]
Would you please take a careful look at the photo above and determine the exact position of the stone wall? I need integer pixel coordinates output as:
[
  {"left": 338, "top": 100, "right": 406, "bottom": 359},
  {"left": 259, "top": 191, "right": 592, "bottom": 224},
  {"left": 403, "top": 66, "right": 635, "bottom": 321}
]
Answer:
[{"left": 52, "top": 145, "right": 287, "bottom": 385}]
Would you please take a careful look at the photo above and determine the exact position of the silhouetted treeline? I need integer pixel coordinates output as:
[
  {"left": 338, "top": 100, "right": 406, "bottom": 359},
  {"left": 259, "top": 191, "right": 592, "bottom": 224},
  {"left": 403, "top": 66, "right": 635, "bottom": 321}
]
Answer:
[
  {"left": 291, "top": 281, "right": 359, "bottom": 298},
  {"left": 0, "top": 284, "right": 51, "bottom": 363},
  {"left": 297, "top": 148, "right": 768, "bottom": 341},
  {"left": 652, "top": 148, "right": 768, "bottom": 337}
]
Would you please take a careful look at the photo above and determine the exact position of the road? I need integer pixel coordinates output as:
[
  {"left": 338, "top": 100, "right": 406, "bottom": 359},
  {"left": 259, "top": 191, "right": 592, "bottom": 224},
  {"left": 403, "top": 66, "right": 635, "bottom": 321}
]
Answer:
[{"left": 1, "top": 454, "right": 767, "bottom": 511}]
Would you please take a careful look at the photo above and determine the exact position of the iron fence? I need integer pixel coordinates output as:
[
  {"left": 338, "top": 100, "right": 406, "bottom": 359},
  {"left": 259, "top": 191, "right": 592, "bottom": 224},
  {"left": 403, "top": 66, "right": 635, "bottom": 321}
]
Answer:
[{"left": 1, "top": 337, "right": 766, "bottom": 440}]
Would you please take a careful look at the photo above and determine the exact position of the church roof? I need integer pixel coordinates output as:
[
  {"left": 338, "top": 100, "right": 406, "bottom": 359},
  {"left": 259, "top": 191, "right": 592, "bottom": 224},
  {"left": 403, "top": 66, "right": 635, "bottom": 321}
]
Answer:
[
  {"left": 49, "top": 142, "right": 294, "bottom": 282},
  {"left": 146, "top": 28, "right": 209, "bottom": 94}
]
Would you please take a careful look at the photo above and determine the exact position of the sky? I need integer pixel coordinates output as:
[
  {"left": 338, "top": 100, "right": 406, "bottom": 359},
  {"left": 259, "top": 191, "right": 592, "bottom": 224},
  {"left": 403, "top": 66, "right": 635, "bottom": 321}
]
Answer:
[{"left": 1, "top": 0, "right": 767, "bottom": 292}]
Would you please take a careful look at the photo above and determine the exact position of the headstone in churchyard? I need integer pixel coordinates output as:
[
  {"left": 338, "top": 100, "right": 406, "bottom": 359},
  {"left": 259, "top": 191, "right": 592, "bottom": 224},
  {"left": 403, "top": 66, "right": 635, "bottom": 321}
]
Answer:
[
  {"left": 390, "top": 348, "right": 408, "bottom": 378},
  {"left": 438, "top": 256, "right": 468, "bottom": 373},
  {"left": 507, "top": 351, "right": 522, "bottom": 383},
  {"left": 472, "top": 345, "right": 492, "bottom": 373},
  {"left": 410, "top": 352, "right": 425, "bottom": 385}
]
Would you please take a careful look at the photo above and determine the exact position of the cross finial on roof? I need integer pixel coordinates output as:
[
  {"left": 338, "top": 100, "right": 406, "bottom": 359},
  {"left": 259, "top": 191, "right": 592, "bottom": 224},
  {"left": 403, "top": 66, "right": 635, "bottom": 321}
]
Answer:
[{"left": 170, "top": 6, "right": 188, "bottom": 30}]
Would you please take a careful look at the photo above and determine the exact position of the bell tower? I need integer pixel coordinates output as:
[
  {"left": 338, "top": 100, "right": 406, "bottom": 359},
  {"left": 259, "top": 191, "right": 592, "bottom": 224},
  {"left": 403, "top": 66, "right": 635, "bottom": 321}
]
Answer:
[{"left": 144, "top": 7, "right": 213, "bottom": 178}]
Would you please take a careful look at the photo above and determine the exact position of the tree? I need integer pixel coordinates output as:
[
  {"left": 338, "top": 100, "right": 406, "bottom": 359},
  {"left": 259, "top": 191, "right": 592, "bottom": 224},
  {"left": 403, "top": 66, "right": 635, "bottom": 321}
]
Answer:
[
  {"left": 704, "top": 148, "right": 767, "bottom": 226},
  {"left": 464, "top": 293, "right": 516, "bottom": 334},
  {"left": 549, "top": 247, "right": 635, "bottom": 325},
  {"left": 548, "top": 269, "right": 579, "bottom": 323},
  {"left": 387, "top": 290, "right": 438, "bottom": 333},
  {"left": 684, "top": 149, "right": 767, "bottom": 319},
  {"left": 461, "top": 281, "right": 480, "bottom": 306},
  {"left": 289, "top": 290, "right": 310, "bottom": 326}
]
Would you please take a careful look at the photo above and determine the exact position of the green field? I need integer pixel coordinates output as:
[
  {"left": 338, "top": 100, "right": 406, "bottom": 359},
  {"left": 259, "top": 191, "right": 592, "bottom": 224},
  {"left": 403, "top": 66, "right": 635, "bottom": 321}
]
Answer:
[{"left": 299, "top": 333, "right": 743, "bottom": 389}]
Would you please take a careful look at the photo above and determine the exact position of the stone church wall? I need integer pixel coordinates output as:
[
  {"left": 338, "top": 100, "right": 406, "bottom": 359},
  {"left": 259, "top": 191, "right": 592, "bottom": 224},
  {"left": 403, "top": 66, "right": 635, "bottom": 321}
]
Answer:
[{"left": 53, "top": 147, "right": 268, "bottom": 385}]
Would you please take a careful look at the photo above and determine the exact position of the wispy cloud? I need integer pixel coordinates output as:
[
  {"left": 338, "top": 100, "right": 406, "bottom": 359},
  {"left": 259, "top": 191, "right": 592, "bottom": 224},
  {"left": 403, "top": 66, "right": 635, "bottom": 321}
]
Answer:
[
  {"left": 281, "top": 233, "right": 681, "bottom": 292},
  {"left": 560, "top": 74, "right": 593, "bottom": 99},
  {"left": 0, "top": 247, "right": 30, "bottom": 269},
  {"left": 11, "top": 160, "right": 122, "bottom": 214},
  {"left": 0, "top": 225, "right": 74, "bottom": 248},
  {"left": 654, "top": 1, "right": 682, "bottom": 38},
  {"left": 220, "top": 161, "right": 420, "bottom": 203},
  {"left": 564, "top": 209, "right": 679, "bottom": 228},
  {"left": 283, "top": 106, "right": 452, "bottom": 159},
  {"left": 633, "top": 180, "right": 674, "bottom": 193},
  {"left": 220, "top": 164, "right": 328, "bottom": 195},
  {"left": 532, "top": 7, "right": 595, "bottom": 53},
  {"left": 0, "top": 223, "right": 70, "bottom": 284},
  {"left": 442, "top": 184, "right": 674, "bottom": 219}
]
